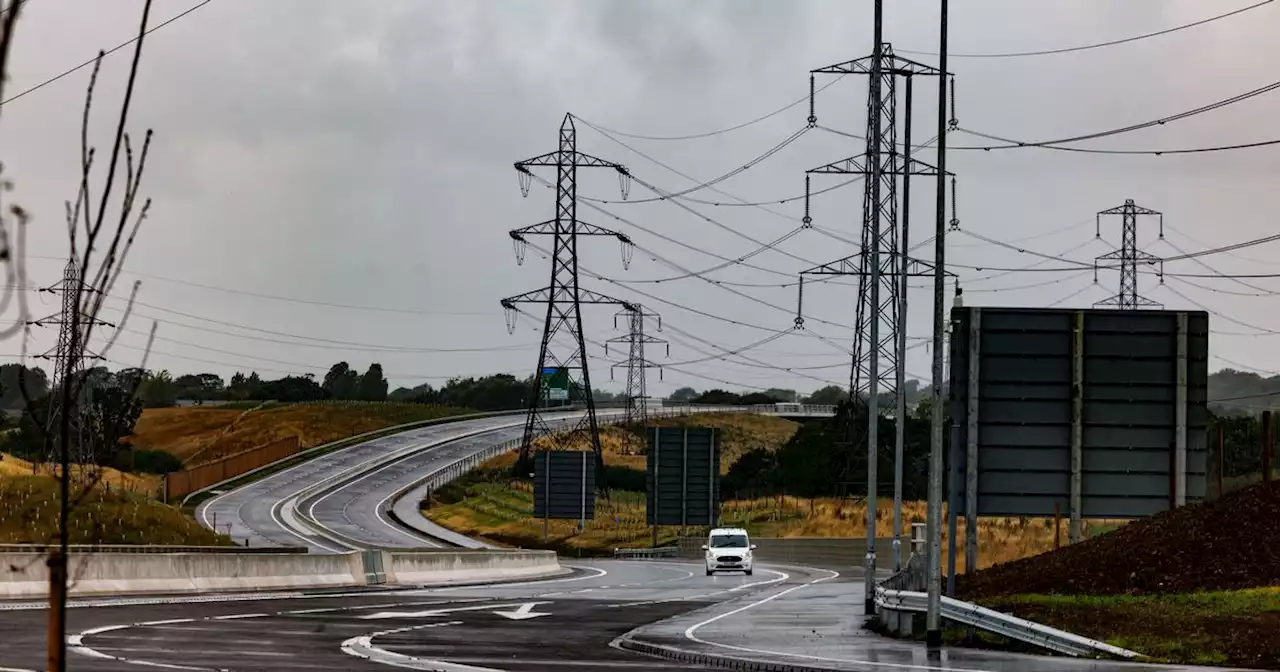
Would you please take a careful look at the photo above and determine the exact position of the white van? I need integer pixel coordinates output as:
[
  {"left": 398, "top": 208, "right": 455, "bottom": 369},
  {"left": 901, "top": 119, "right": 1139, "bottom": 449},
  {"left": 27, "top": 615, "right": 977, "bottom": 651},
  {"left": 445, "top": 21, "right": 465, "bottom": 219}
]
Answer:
[{"left": 702, "top": 527, "right": 755, "bottom": 576}]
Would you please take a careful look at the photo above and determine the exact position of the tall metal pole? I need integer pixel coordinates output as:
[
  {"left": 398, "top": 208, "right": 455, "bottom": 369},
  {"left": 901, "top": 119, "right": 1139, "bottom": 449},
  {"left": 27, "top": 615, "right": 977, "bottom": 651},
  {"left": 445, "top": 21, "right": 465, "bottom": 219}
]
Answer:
[
  {"left": 926, "top": 0, "right": 949, "bottom": 650},
  {"left": 893, "top": 76, "right": 913, "bottom": 573},
  {"left": 863, "top": 0, "right": 885, "bottom": 617}
]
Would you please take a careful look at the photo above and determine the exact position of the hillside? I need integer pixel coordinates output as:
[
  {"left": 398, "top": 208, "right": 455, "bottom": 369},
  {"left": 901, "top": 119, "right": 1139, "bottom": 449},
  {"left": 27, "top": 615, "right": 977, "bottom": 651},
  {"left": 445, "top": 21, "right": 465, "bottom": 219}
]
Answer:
[
  {"left": 130, "top": 401, "right": 473, "bottom": 465},
  {"left": 1209, "top": 368, "right": 1280, "bottom": 414}
]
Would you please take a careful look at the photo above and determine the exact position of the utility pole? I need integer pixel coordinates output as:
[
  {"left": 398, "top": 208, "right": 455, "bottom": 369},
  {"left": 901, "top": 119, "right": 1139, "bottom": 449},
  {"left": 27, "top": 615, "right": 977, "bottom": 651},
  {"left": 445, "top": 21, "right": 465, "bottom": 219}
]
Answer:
[
  {"left": 28, "top": 258, "right": 113, "bottom": 465},
  {"left": 1094, "top": 199, "right": 1163, "bottom": 309},
  {"left": 927, "top": 0, "right": 951, "bottom": 651},
  {"left": 797, "top": 0, "right": 950, "bottom": 615},
  {"left": 502, "top": 113, "right": 636, "bottom": 484},
  {"left": 606, "top": 304, "right": 667, "bottom": 426}
]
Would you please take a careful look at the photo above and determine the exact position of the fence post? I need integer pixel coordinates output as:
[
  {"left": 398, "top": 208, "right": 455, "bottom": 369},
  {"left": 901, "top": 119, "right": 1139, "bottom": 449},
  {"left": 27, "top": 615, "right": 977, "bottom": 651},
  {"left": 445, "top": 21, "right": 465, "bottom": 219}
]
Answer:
[
  {"left": 1217, "top": 424, "right": 1224, "bottom": 498},
  {"left": 1264, "top": 411, "right": 1273, "bottom": 484}
]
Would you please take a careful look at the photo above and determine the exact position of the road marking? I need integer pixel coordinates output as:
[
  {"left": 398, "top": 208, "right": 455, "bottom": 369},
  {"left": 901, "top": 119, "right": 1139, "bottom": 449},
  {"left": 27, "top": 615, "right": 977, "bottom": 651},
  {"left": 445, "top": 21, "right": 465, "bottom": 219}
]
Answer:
[
  {"left": 491, "top": 602, "right": 551, "bottom": 620},
  {"left": 342, "top": 621, "right": 495, "bottom": 671},
  {"left": 670, "top": 568, "right": 1009, "bottom": 672},
  {"left": 610, "top": 567, "right": 789, "bottom": 608},
  {"left": 361, "top": 601, "right": 551, "bottom": 620},
  {"left": 425, "top": 563, "right": 607, "bottom": 593},
  {"left": 210, "top": 613, "right": 268, "bottom": 620}
]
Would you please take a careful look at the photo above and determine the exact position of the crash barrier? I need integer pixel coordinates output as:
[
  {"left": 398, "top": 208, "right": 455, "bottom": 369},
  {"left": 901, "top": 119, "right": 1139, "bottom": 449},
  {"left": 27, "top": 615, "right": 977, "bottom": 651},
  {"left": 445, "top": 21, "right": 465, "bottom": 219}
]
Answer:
[
  {"left": 612, "top": 546, "right": 679, "bottom": 559},
  {"left": 872, "top": 524, "right": 1138, "bottom": 659},
  {"left": 165, "top": 436, "right": 301, "bottom": 502},
  {"left": 677, "top": 536, "right": 898, "bottom": 569},
  {"left": 0, "top": 548, "right": 560, "bottom": 598}
]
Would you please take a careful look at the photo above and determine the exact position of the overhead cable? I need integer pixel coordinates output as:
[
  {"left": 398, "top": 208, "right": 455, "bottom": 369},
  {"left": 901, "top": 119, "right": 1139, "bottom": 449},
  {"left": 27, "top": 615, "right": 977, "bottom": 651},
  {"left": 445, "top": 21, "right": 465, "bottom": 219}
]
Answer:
[{"left": 896, "top": 0, "right": 1274, "bottom": 59}]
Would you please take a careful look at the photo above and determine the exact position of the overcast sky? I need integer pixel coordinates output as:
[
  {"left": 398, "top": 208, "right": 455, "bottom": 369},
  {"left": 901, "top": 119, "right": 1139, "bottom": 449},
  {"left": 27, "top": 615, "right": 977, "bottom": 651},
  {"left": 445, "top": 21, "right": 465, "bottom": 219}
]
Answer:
[{"left": 1, "top": 0, "right": 1278, "bottom": 398}]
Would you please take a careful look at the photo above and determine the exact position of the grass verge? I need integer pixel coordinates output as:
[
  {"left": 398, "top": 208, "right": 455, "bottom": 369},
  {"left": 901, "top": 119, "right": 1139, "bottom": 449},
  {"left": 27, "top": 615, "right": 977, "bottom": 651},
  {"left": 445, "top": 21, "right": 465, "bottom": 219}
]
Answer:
[{"left": 977, "top": 590, "right": 1280, "bottom": 668}]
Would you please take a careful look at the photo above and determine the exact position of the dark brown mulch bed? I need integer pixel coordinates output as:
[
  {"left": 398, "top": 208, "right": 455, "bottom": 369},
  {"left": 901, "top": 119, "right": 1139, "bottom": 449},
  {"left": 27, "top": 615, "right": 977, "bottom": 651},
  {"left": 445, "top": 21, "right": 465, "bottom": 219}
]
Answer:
[
  {"left": 957, "top": 481, "right": 1280, "bottom": 599},
  {"left": 978, "top": 596, "right": 1280, "bottom": 670}
]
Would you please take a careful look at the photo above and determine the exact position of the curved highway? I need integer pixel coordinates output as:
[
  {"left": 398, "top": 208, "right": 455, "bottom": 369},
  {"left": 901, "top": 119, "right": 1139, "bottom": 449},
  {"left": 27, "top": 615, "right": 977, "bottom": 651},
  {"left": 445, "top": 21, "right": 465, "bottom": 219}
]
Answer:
[
  {"left": 171, "top": 409, "right": 1243, "bottom": 672},
  {"left": 196, "top": 410, "right": 623, "bottom": 552}
]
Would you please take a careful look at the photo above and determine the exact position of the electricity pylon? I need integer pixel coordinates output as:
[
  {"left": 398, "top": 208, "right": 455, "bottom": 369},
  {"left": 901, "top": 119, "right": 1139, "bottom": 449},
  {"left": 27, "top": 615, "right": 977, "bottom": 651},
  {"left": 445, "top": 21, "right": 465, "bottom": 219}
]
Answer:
[
  {"left": 501, "top": 113, "right": 636, "bottom": 480},
  {"left": 1094, "top": 199, "right": 1164, "bottom": 309},
  {"left": 795, "top": 0, "right": 952, "bottom": 611},
  {"left": 606, "top": 304, "right": 666, "bottom": 426},
  {"left": 28, "top": 258, "right": 113, "bottom": 465}
]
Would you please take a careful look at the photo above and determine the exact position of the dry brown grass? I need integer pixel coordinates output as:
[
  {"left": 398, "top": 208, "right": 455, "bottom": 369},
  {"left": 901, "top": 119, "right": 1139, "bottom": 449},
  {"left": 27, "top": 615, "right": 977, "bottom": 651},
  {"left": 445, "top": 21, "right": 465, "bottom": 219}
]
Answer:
[
  {"left": 719, "top": 496, "right": 1129, "bottom": 572},
  {"left": 531, "top": 412, "right": 800, "bottom": 472},
  {"left": 130, "top": 402, "right": 471, "bottom": 465},
  {"left": 1, "top": 452, "right": 160, "bottom": 496}
]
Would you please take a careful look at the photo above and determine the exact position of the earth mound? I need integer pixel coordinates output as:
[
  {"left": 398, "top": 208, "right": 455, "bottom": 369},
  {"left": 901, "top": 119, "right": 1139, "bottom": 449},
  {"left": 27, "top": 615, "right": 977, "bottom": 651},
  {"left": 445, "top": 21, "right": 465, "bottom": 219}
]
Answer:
[{"left": 958, "top": 480, "right": 1280, "bottom": 598}]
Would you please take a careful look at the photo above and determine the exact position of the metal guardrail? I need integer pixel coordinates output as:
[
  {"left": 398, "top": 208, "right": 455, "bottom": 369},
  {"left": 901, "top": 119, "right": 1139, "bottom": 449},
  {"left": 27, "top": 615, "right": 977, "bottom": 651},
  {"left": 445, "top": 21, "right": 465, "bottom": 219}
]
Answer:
[
  {"left": 873, "top": 583, "right": 1140, "bottom": 659},
  {"left": 612, "top": 546, "right": 679, "bottom": 559}
]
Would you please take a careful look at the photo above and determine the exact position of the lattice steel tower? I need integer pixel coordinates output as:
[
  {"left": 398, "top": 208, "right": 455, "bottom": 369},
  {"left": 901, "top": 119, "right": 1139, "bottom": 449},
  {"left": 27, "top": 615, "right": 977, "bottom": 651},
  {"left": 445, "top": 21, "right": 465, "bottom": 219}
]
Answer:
[
  {"left": 606, "top": 304, "right": 666, "bottom": 426},
  {"left": 28, "top": 258, "right": 112, "bottom": 464},
  {"left": 795, "top": 0, "right": 951, "bottom": 610},
  {"left": 1094, "top": 199, "right": 1163, "bottom": 309},
  {"left": 502, "top": 113, "right": 636, "bottom": 473}
]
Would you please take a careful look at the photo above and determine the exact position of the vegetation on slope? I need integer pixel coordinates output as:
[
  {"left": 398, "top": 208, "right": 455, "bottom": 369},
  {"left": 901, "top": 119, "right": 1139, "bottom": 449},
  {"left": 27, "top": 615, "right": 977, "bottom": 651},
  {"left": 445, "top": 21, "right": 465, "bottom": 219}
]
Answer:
[
  {"left": 130, "top": 401, "right": 474, "bottom": 465},
  {"left": 0, "top": 473, "right": 232, "bottom": 545}
]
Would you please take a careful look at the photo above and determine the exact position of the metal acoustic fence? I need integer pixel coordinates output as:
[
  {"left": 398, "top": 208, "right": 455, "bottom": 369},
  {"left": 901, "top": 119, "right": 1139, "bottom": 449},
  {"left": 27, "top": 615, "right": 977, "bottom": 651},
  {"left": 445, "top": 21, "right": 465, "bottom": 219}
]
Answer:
[
  {"left": 165, "top": 436, "right": 301, "bottom": 502},
  {"left": 873, "top": 526, "right": 1139, "bottom": 659}
]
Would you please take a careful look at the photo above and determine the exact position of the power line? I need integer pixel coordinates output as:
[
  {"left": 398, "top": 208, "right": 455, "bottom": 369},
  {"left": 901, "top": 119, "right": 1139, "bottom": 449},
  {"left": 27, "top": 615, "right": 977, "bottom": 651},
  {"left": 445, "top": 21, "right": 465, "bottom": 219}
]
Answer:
[
  {"left": 951, "top": 76, "right": 1280, "bottom": 152},
  {"left": 896, "top": 0, "right": 1275, "bottom": 59},
  {"left": 572, "top": 123, "right": 811, "bottom": 204},
  {"left": 569, "top": 75, "right": 845, "bottom": 142},
  {"left": 27, "top": 255, "right": 495, "bottom": 317},
  {"left": 1, "top": 0, "right": 212, "bottom": 107},
  {"left": 91, "top": 295, "right": 534, "bottom": 353}
]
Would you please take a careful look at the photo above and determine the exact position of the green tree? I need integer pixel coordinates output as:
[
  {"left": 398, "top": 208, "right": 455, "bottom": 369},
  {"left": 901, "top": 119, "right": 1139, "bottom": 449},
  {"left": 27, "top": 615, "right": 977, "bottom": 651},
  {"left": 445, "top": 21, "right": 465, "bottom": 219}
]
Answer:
[
  {"left": 83, "top": 386, "right": 142, "bottom": 467},
  {"left": 762, "top": 388, "right": 798, "bottom": 403},
  {"left": 805, "top": 385, "right": 846, "bottom": 405},
  {"left": 357, "top": 363, "right": 388, "bottom": 401},
  {"left": 323, "top": 362, "right": 359, "bottom": 400},
  {"left": 668, "top": 387, "right": 698, "bottom": 402},
  {"left": 0, "top": 364, "right": 48, "bottom": 409}
]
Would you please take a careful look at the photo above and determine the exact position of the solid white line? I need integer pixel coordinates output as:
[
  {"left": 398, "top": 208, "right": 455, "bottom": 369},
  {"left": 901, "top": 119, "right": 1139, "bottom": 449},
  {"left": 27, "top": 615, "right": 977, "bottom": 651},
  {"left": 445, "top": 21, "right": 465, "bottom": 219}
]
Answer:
[
  {"left": 426, "top": 563, "right": 607, "bottom": 593},
  {"left": 676, "top": 569, "right": 1003, "bottom": 672},
  {"left": 209, "top": 613, "right": 268, "bottom": 620}
]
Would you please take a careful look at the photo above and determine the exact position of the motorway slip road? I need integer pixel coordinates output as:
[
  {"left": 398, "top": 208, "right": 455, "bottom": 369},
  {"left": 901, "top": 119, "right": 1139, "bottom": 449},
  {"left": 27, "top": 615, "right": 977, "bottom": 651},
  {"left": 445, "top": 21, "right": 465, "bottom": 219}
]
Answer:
[{"left": 196, "top": 410, "right": 618, "bottom": 553}]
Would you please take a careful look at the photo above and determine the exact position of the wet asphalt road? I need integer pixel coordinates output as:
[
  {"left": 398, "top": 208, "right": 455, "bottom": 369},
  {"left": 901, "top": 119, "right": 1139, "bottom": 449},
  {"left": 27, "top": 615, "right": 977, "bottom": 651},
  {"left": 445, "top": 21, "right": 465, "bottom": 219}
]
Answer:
[{"left": 0, "top": 561, "right": 783, "bottom": 672}]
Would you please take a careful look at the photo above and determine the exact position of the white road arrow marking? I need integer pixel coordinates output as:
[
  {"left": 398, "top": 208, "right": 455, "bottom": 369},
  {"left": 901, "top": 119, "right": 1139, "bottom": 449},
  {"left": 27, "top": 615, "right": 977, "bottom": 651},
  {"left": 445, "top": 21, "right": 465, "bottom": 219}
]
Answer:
[
  {"left": 491, "top": 602, "right": 551, "bottom": 620},
  {"left": 361, "top": 601, "right": 552, "bottom": 620}
]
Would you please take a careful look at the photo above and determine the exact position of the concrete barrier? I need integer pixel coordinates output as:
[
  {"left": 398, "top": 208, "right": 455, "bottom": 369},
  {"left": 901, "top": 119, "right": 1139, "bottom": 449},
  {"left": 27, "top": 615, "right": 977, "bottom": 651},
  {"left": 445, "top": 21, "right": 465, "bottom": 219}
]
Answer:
[
  {"left": 0, "top": 551, "right": 364, "bottom": 598},
  {"left": 1, "top": 549, "right": 562, "bottom": 598},
  {"left": 386, "top": 549, "right": 561, "bottom": 585}
]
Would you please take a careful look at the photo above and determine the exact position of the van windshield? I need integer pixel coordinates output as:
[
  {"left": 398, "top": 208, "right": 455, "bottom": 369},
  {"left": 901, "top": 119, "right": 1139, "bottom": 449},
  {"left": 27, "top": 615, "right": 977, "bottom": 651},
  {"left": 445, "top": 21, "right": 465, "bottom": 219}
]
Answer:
[{"left": 709, "top": 534, "right": 748, "bottom": 548}]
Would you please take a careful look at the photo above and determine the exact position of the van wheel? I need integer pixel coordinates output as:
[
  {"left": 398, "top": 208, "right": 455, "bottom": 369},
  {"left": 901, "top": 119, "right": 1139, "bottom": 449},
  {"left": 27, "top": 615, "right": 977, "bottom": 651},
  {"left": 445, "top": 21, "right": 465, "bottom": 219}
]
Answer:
[
  {"left": 745, "top": 569, "right": 753, "bottom": 576},
  {"left": 705, "top": 568, "right": 713, "bottom": 576}
]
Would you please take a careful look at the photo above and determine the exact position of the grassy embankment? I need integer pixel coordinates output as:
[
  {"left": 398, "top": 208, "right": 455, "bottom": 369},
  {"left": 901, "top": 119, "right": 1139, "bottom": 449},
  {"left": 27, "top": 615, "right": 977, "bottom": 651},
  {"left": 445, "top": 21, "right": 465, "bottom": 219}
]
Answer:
[
  {"left": 0, "top": 401, "right": 474, "bottom": 544},
  {"left": 425, "top": 414, "right": 1124, "bottom": 566},
  {"left": 0, "top": 453, "right": 230, "bottom": 545}
]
